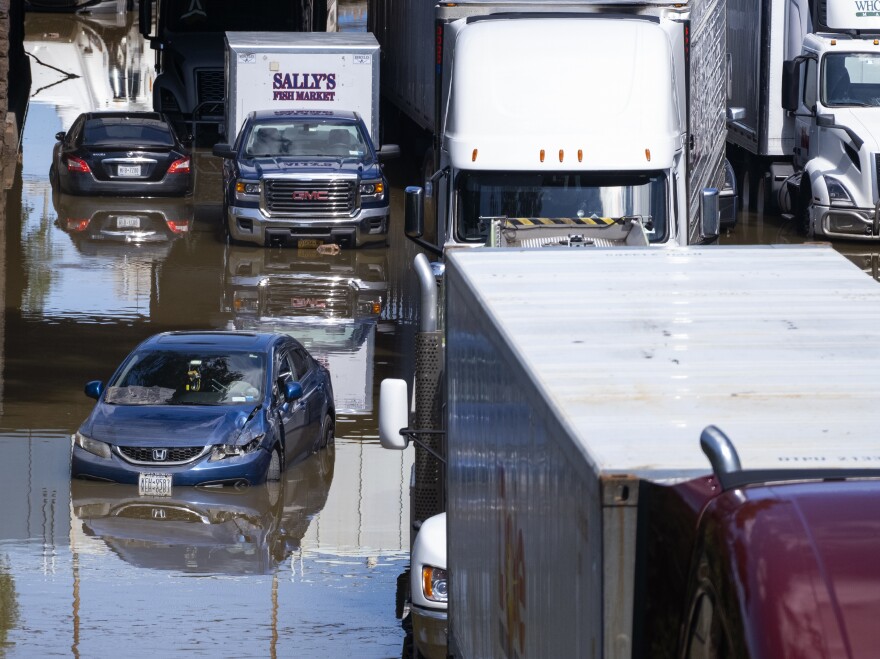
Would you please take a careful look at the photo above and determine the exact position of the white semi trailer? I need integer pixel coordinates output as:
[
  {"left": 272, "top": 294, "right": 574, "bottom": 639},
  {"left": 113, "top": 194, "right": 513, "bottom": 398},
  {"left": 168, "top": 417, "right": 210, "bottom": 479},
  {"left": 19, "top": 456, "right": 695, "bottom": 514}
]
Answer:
[
  {"left": 369, "top": 0, "right": 738, "bottom": 251},
  {"left": 728, "top": 0, "right": 880, "bottom": 240},
  {"left": 381, "top": 246, "right": 880, "bottom": 657}
]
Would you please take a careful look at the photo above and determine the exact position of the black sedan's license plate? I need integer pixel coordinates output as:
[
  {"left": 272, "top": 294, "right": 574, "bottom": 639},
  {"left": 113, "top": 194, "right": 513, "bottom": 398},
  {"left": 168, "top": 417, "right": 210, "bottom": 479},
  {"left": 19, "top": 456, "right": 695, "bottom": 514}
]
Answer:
[
  {"left": 118, "top": 165, "right": 141, "bottom": 177},
  {"left": 138, "top": 473, "right": 172, "bottom": 496}
]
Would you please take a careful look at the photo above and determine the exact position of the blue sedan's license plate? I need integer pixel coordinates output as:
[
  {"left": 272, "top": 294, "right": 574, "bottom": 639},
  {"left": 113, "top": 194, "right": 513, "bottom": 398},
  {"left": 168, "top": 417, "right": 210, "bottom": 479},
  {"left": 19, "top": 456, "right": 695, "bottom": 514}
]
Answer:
[{"left": 139, "top": 473, "right": 172, "bottom": 496}]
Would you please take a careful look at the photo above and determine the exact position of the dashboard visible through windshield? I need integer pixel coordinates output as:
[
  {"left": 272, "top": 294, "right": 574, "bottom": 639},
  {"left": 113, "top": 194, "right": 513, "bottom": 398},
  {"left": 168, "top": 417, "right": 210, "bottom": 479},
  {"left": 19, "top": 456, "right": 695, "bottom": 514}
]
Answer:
[{"left": 455, "top": 171, "right": 668, "bottom": 243}]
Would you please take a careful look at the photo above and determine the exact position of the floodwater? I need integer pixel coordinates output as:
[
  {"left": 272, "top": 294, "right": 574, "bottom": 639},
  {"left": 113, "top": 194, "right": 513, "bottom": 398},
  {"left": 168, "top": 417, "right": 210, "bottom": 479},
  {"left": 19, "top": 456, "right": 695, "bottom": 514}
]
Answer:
[
  {"left": 4, "top": 3, "right": 880, "bottom": 657},
  {"left": 1, "top": 4, "right": 424, "bottom": 657}
]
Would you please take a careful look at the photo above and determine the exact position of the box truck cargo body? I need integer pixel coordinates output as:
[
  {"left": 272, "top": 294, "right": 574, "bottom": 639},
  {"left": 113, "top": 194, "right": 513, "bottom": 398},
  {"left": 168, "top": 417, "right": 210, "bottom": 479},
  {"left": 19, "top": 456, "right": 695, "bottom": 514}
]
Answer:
[
  {"left": 224, "top": 32, "right": 380, "bottom": 144},
  {"left": 382, "top": 246, "right": 880, "bottom": 657}
]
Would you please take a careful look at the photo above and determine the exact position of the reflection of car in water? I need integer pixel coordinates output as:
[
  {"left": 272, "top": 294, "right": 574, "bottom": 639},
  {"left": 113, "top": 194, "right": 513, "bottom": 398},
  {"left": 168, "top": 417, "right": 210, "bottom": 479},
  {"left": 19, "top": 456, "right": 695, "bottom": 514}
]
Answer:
[
  {"left": 53, "top": 192, "right": 193, "bottom": 259},
  {"left": 71, "top": 444, "right": 334, "bottom": 575},
  {"left": 224, "top": 246, "right": 386, "bottom": 414}
]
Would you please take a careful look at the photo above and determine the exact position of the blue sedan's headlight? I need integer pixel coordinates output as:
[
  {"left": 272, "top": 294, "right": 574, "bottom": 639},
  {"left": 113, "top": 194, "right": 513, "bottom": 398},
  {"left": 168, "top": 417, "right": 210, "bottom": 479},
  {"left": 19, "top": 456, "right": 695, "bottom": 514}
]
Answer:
[
  {"left": 209, "top": 437, "right": 263, "bottom": 462},
  {"left": 73, "top": 432, "right": 111, "bottom": 459}
]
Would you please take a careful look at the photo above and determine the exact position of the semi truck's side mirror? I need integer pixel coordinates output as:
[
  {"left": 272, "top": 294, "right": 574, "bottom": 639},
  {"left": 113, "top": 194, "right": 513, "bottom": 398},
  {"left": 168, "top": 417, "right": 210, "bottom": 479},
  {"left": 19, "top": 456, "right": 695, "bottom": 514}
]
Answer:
[
  {"left": 379, "top": 379, "right": 409, "bottom": 450},
  {"left": 405, "top": 186, "right": 425, "bottom": 238},
  {"left": 781, "top": 60, "right": 800, "bottom": 112},
  {"left": 816, "top": 113, "right": 836, "bottom": 127},
  {"left": 138, "top": 0, "right": 153, "bottom": 38},
  {"left": 700, "top": 188, "right": 720, "bottom": 240}
]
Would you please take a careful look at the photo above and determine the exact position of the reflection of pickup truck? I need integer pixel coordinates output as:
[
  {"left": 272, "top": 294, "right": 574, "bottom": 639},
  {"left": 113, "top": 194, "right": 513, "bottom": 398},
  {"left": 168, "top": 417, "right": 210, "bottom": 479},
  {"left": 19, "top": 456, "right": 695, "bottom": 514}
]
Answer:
[{"left": 214, "top": 110, "right": 398, "bottom": 248}]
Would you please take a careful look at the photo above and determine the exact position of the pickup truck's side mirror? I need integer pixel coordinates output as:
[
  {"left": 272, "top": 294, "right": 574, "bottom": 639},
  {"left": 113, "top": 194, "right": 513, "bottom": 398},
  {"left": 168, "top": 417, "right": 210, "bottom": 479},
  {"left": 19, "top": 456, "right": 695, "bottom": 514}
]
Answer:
[
  {"left": 212, "top": 143, "right": 236, "bottom": 159},
  {"left": 781, "top": 60, "right": 801, "bottom": 112},
  {"left": 55, "top": 131, "right": 66, "bottom": 142},
  {"left": 379, "top": 379, "right": 409, "bottom": 450},
  {"left": 377, "top": 144, "right": 401, "bottom": 161},
  {"left": 405, "top": 186, "right": 425, "bottom": 238}
]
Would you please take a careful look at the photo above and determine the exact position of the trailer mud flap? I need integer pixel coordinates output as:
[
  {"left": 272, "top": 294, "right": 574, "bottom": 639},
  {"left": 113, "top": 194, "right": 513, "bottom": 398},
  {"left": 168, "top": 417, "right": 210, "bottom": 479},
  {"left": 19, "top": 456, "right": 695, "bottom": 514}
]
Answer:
[{"left": 601, "top": 475, "right": 640, "bottom": 659}]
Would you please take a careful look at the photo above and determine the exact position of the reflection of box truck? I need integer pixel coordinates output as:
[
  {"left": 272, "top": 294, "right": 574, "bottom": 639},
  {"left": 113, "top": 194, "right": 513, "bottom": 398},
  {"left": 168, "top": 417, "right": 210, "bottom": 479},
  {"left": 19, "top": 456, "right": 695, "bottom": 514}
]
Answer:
[{"left": 223, "top": 32, "right": 380, "bottom": 144}]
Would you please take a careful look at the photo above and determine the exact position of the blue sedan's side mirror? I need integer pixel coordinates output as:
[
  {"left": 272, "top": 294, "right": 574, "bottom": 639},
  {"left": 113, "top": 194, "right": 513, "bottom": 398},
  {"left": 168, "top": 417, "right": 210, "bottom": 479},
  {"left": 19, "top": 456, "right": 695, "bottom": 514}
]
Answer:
[
  {"left": 84, "top": 381, "right": 104, "bottom": 400},
  {"left": 284, "top": 381, "right": 303, "bottom": 402}
]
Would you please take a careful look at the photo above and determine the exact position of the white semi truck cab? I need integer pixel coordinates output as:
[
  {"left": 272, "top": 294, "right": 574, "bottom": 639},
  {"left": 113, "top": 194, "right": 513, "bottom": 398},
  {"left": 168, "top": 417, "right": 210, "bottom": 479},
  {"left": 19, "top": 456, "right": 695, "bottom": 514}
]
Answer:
[
  {"left": 403, "top": 7, "right": 735, "bottom": 254},
  {"left": 782, "top": 13, "right": 880, "bottom": 240}
]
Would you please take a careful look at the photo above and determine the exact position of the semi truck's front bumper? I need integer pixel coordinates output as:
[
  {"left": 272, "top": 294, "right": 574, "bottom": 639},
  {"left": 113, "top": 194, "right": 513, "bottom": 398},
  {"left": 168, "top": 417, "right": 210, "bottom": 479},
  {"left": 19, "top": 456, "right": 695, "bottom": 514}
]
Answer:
[
  {"left": 227, "top": 205, "right": 389, "bottom": 248},
  {"left": 811, "top": 204, "right": 880, "bottom": 241}
]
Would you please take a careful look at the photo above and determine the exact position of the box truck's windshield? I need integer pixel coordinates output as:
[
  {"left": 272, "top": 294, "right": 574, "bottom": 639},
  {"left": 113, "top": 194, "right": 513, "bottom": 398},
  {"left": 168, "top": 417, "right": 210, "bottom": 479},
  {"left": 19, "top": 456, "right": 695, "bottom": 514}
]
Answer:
[
  {"left": 165, "top": 0, "right": 301, "bottom": 32},
  {"left": 244, "top": 121, "right": 370, "bottom": 159},
  {"left": 822, "top": 53, "right": 880, "bottom": 107},
  {"left": 456, "top": 172, "right": 667, "bottom": 243}
]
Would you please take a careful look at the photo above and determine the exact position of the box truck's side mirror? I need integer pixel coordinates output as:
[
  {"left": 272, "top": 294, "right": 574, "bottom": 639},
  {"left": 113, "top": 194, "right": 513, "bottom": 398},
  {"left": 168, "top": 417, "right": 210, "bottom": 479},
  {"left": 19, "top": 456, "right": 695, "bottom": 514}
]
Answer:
[
  {"left": 781, "top": 60, "right": 801, "bottom": 112},
  {"left": 379, "top": 379, "right": 410, "bottom": 450},
  {"left": 139, "top": 0, "right": 153, "bottom": 38},
  {"left": 700, "top": 188, "right": 720, "bottom": 241},
  {"left": 405, "top": 186, "right": 425, "bottom": 238}
]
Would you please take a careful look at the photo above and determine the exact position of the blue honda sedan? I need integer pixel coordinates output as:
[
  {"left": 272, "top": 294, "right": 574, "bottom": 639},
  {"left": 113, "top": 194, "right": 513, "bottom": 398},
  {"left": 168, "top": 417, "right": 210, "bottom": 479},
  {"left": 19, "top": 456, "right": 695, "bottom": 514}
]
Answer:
[{"left": 71, "top": 331, "right": 335, "bottom": 491}]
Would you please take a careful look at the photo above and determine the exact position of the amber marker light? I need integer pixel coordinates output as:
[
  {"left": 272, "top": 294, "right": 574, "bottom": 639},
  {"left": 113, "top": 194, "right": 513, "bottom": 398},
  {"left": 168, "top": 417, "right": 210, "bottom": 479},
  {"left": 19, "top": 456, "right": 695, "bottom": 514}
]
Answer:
[
  {"left": 831, "top": 39, "right": 837, "bottom": 46},
  {"left": 874, "top": 39, "right": 879, "bottom": 46},
  {"left": 559, "top": 149, "right": 564, "bottom": 162},
  {"left": 540, "top": 149, "right": 545, "bottom": 162},
  {"left": 578, "top": 149, "right": 583, "bottom": 162},
  {"left": 472, "top": 148, "right": 478, "bottom": 162},
  {"left": 646, "top": 149, "right": 651, "bottom": 162}
]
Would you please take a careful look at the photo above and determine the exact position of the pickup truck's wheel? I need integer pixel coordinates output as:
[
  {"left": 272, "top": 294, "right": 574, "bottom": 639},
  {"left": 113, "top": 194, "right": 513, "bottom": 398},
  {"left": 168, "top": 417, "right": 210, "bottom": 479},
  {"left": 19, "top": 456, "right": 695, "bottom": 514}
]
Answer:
[{"left": 266, "top": 445, "right": 283, "bottom": 482}]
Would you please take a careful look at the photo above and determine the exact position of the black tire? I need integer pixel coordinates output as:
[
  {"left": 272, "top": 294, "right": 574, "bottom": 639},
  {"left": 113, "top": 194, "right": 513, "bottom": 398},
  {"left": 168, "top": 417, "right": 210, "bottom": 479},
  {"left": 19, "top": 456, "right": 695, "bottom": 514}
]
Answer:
[
  {"left": 314, "top": 415, "right": 334, "bottom": 453},
  {"left": 266, "top": 445, "right": 283, "bottom": 482}
]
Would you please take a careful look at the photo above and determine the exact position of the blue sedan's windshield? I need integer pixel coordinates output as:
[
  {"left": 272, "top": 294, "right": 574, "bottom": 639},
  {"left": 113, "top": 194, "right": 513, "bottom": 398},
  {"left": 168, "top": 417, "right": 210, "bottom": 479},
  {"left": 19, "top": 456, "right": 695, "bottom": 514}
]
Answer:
[{"left": 106, "top": 350, "right": 265, "bottom": 405}]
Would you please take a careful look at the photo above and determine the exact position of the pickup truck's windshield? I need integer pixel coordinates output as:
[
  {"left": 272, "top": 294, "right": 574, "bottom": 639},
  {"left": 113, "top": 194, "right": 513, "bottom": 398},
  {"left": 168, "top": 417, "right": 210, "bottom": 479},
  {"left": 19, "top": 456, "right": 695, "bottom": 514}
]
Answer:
[
  {"left": 822, "top": 53, "right": 880, "bottom": 107},
  {"left": 455, "top": 171, "right": 667, "bottom": 243},
  {"left": 164, "top": 0, "right": 300, "bottom": 32},
  {"left": 244, "top": 121, "right": 370, "bottom": 159}
]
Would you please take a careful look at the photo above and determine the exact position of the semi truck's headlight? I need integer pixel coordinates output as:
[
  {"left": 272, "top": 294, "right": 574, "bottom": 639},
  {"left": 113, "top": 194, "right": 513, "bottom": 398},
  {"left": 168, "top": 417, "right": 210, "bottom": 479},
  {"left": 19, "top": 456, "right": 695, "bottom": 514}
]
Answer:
[
  {"left": 422, "top": 565, "right": 448, "bottom": 603},
  {"left": 360, "top": 179, "right": 385, "bottom": 201},
  {"left": 824, "top": 176, "right": 855, "bottom": 207},
  {"left": 235, "top": 180, "right": 261, "bottom": 201},
  {"left": 74, "top": 432, "right": 112, "bottom": 459}
]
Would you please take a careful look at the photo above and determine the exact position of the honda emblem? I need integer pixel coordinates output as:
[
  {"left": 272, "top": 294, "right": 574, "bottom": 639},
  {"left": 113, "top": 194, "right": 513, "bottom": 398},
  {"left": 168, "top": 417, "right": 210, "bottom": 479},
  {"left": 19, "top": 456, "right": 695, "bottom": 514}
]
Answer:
[{"left": 152, "top": 448, "right": 168, "bottom": 461}]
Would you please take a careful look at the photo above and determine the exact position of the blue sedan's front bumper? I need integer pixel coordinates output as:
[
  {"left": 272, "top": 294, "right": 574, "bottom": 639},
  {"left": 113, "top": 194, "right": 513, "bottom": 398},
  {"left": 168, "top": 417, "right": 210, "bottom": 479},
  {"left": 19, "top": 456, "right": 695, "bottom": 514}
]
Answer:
[{"left": 71, "top": 442, "right": 273, "bottom": 487}]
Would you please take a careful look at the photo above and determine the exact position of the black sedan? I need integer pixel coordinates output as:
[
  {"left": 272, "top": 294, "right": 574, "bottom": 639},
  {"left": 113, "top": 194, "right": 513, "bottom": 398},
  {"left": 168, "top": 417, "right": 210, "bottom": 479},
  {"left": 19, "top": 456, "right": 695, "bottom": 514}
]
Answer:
[{"left": 51, "top": 112, "right": 193, "bottom": 197}]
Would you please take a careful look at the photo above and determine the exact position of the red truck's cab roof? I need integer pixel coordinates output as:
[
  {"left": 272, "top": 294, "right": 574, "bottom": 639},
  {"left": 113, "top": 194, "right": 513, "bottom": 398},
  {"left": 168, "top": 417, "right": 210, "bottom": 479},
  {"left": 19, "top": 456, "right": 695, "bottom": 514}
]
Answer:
[{"left": 691, "top": 480, "right": 880, "bottom": 658}]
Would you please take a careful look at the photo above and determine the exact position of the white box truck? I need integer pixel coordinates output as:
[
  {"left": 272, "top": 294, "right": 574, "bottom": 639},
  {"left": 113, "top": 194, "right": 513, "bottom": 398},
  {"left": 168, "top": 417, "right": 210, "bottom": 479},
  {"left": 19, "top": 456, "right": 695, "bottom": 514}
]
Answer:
[
  {"left": 370, "top": 0, "right": 738, "bottom": 251},
  {"left": 381, "top": 246, "right": 880, "bottom": 657},
  {"left": 728, "top": 0, "right": 880, "bottom": 241},
  {"left": 223, "top": 32, "right": 380, "bottom": 145}
]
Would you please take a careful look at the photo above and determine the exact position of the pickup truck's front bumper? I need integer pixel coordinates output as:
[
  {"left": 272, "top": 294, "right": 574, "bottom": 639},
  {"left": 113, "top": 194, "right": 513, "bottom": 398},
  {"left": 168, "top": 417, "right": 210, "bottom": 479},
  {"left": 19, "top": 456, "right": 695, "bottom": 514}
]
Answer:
[
  {"left": 227, "top": 204, "right": 389, "bottom": 248},
  {"left": 410, "top": 605, "right": 447, "bottom": 659}
]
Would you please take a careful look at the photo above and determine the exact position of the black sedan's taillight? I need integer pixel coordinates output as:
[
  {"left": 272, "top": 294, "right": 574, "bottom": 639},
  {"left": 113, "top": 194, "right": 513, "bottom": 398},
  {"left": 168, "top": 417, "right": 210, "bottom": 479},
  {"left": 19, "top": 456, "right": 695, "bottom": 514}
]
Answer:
[{"left": 167, "top": 158, "right": 191, "bottom": 174}]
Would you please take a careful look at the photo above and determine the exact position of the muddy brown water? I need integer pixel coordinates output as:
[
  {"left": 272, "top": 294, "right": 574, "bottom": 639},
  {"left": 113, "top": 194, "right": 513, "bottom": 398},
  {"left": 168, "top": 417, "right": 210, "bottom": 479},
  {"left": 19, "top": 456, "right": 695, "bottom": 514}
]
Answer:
[{"left": 3, "top": 5, "right": 880, "bottom": 658}]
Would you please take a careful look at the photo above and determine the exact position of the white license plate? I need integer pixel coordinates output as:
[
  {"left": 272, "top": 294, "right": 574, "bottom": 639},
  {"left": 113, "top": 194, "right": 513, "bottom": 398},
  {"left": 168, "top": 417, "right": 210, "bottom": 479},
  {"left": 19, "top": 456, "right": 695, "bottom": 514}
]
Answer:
[
  {"left": 118, "top": 165, "right": 141, "bottom": 177},
  {"left": 139, "top": 473, "right": 172, "bottom": 496},
  {"left": 116, "top": 215, "right": 140, "bottom": 229}
]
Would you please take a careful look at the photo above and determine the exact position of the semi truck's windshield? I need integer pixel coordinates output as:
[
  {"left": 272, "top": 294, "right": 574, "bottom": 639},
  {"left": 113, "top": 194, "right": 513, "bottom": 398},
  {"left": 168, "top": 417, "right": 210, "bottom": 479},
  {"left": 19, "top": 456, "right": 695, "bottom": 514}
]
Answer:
[
  {"left": 822, "top": 53, "right": 880, "bottom": 107},
  {"left": 456, "top": 172, "right": 667, "bottom": 243},
  {"left": 164, "top": 0, "right": 301, "bottom": 32}
]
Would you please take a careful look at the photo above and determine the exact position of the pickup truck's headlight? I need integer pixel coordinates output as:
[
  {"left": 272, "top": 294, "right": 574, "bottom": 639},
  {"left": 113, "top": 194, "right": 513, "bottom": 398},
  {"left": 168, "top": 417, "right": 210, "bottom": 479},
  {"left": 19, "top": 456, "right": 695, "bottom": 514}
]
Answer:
[
  {"left": 235, "top": 180, "right": 261, "bottom": 201},
  {"left": 209, "top": 437, "right": 262, "bottom": 462},
  {"left": 824, "top": 176, "right": 855, "bottom": 207},
  {"left": 73, "top": 432, "right": 111, "bottom": 459},
  {"left": 422, "top": 565, "right": 448, "bottom": 603},
  {"left": 360, "top": 179, "right": 385, "bottom": 201}
]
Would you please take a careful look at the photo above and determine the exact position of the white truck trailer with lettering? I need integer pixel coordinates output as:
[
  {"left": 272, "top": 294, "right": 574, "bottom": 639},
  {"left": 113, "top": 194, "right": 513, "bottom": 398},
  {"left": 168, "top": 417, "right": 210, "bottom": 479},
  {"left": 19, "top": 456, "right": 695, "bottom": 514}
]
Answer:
[
  {"left": 728, "top": 0, "right": 880, "bottom": 240},
  {"left": 381, "top": 246, "right": 880, "bottom": 657},
  {"left": 369, "top": 0, "right": 738, "bottom": 251}
]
